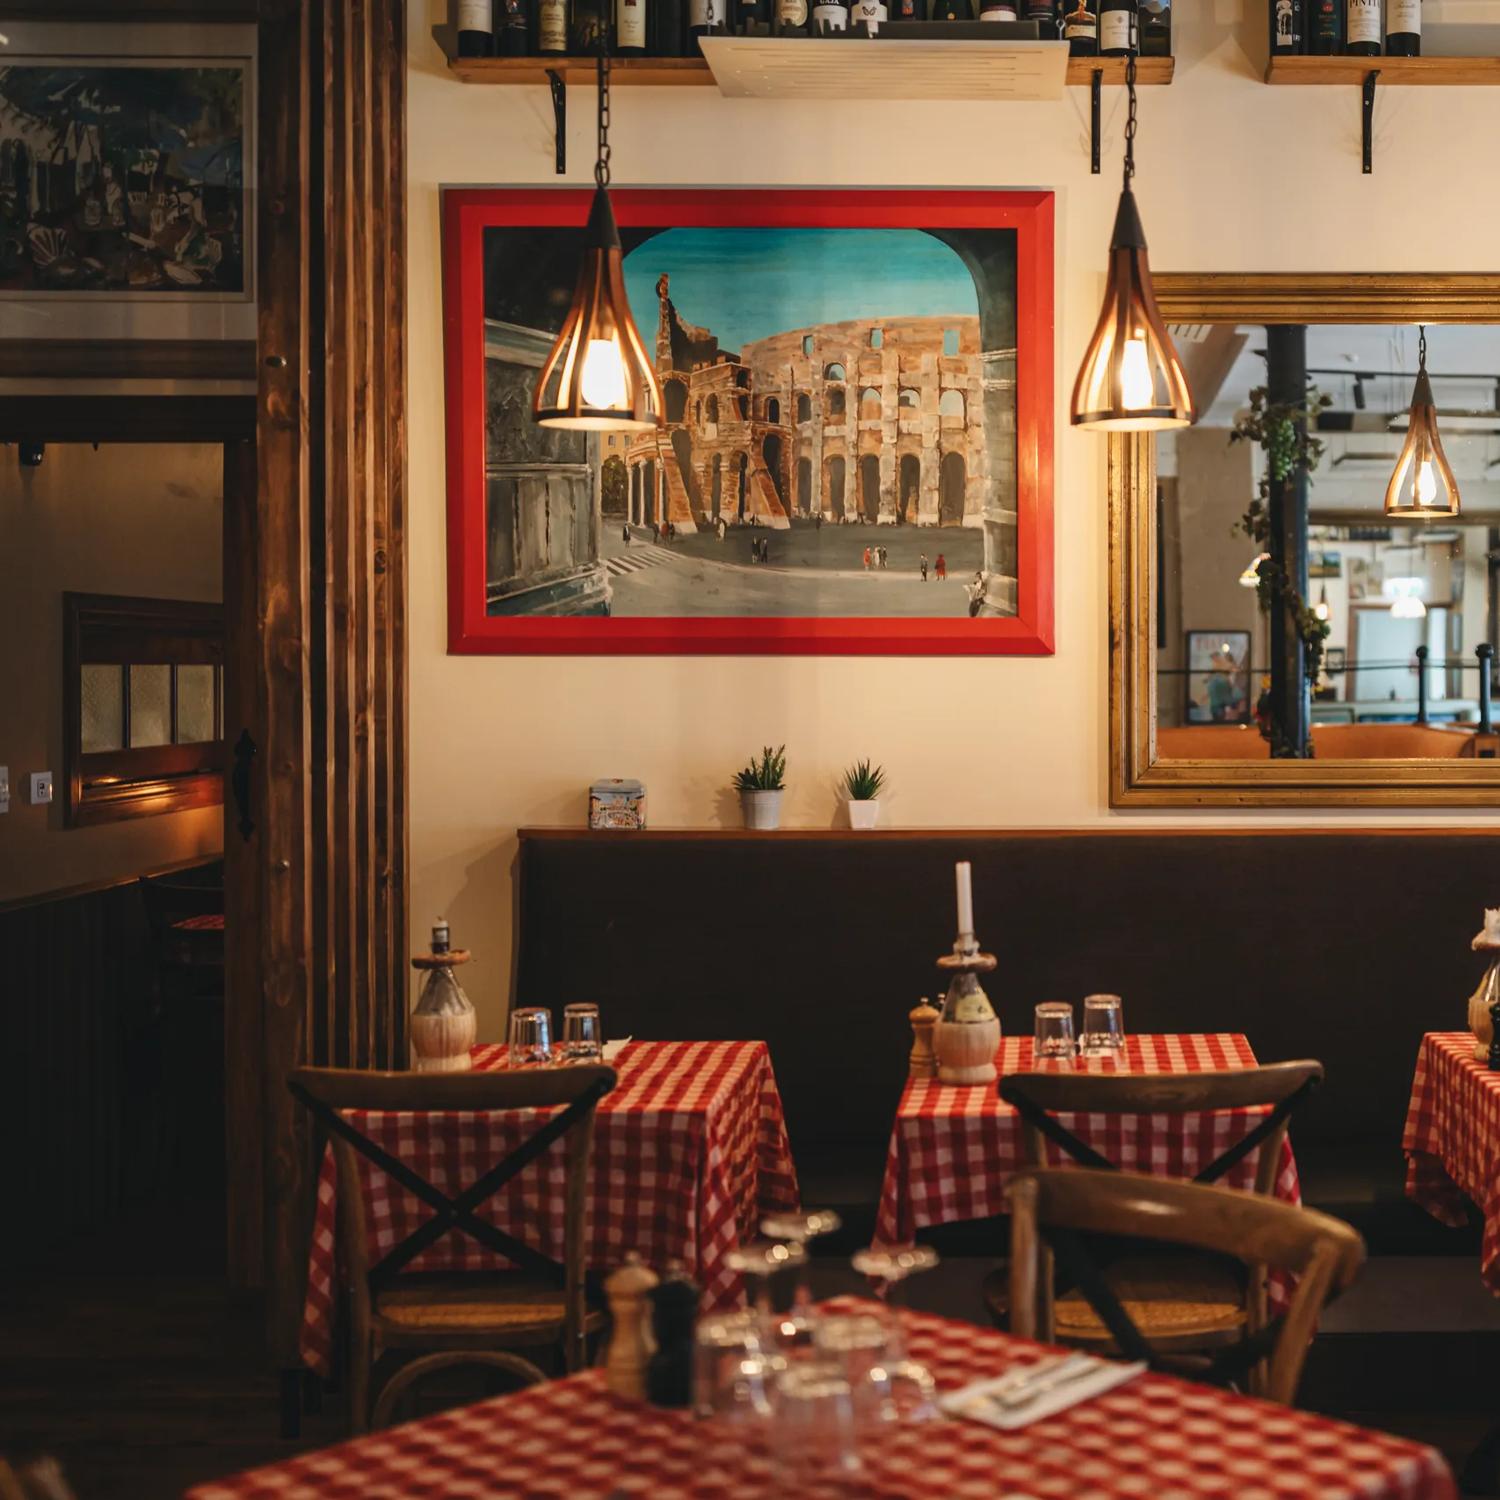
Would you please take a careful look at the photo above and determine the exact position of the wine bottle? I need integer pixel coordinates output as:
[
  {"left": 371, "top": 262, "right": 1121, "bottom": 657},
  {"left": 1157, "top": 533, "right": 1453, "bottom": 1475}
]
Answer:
[
  {"left": 537, "top": 0, "right": 567, "bottom": 51},
  {"left": 775, "top": 0, "right": 810, "bottom": 33},
  {"left": 618, "top": 0, "right": 648, "bottom": 49},
  {"left": 1307, "top": 0, "right": 1340, "bottom": 51},
  {"left": 656, "top": 0, "right": 686, "bottom": 53},
  {"left": 456, "top": 0, "right": 494, "bottom": 55},
  {"left": 1269, "top": 0, "right": 1301, "bottom": 53},
  {"left": 931, "top": 0, "right": 973, "bottom": 18},
  {"left": 1024, "top": 0, "right": 1057, "bottom": 24},
  {"left": 1063, "top": 0, "right": 1097, "bottom": 52},
  {"left": 811, "top": 0, "right": 848, "bottom": 28},
  {"left": 1099, "top": 0, "right": 1136, "bottom": 55},
  {"left": 1386, "top": 0, "right": 1419, "bottom": 54},
  {"left": 1345, "top": 0, "right": 1380, "bottom": 54},
  {"left": 690, "top": 0, "right": 728, "bottom": 35},
  {"left": 497, "top": 0, "right": 531, "bottom": 50},
  {"left": 980, "top": 0, "right": 1019, "bottom": 15},
  {"left": 737, "top": 0, "right": 770, "bottom": 29},
  {"left": 887, "top": 0, "right": 918, "bottom": 21},
  {"left": 1140, "top": 0, "right": 1169, "bottom": 54},
  {"left": 572, "top": 0, "right": 609, "bottom": 50}
]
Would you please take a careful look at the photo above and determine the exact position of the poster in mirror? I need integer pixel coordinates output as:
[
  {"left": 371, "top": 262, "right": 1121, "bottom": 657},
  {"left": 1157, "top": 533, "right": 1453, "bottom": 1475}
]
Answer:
[{"left": 441, "top": 188, "right": 1054, "bottom": 655}]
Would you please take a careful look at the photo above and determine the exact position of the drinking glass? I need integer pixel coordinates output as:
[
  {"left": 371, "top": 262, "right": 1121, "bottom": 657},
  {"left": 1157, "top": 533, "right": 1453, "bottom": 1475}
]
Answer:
[
  {"left": 693, "top": 1311, "right": 773, "bottom": 1423},
  {"left": 506, "top": 1006, "right": 552, "bottom": 1066},
  {"left": 1034, "top": 1001, "right": 1077, "bottom": 1060},
  {"left": 1080, "top": 993, "right": 1126, "bottom": 1058},
  {"left": 727, "top": 1239, "right": 809, "bottom": 1357},
  {"left": 813, "top": 1311, "right": 934, "bottom": 1430},
  {"left": 848, "top": 1244, "right": 940, "bottom": 1420},
  {"left": 561, "top": 1002, "right": 602, "bottom": 1062},
  {"left": 770, "top": 1359, "right": 861, "bottom": 1484},
  {"left": 760, "top": 1209, "right": 841, "bottom": 1349}
]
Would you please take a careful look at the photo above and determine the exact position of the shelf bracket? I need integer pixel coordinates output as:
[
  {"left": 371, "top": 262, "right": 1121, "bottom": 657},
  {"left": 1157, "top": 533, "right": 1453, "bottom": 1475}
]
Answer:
[
  {"left": 1090, "top": 68, "right": 1102, "bottom": 175},
  {"left": 1362, "top": 69, "right": 1378, "bottom": 175},
  {"left": 547, "top": 68, "right": 566, "bottom": 175}
]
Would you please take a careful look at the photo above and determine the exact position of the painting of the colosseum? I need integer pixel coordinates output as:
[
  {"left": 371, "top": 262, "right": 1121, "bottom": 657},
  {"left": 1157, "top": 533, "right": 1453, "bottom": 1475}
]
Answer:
[{"left": 480, "top": 222, "right": 1021, "bottom": 621}]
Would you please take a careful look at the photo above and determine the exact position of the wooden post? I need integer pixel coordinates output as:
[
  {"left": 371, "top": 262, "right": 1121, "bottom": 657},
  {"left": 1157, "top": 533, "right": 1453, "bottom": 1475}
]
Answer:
[
  {"left": 1265, "top": 325, "right": 1311, "bottom": 759},
  {"left": 254, "top": 0, "right": 408, "bottom": 1418}
]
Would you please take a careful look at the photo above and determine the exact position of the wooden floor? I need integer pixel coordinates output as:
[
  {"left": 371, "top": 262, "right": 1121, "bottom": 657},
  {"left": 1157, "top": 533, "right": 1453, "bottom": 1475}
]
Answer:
[{"left": 3, "top": 1252, "right": 1498, "bottom": 1498}]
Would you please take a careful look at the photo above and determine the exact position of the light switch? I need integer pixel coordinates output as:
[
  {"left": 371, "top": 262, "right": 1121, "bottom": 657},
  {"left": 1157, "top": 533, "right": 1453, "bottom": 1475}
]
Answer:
[
  {"left": 29, "top": 771, "right": 52, "bottom": 805},
  {"left": 0, "top": 766, "right": 8, "bottom": 813}
]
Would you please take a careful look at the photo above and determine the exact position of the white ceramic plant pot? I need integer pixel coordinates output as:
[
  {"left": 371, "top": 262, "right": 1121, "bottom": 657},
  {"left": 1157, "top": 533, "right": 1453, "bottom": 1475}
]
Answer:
[
  {"left": 741, "top": 789, "right": 784, "bottom": 830},
  {"left": 847, "top": 799, "right": 880, "bottom": 830}
]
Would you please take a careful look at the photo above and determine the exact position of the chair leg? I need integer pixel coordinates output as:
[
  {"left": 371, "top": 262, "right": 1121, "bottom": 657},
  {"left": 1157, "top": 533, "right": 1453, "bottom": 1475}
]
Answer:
[
  {"left": 348, "top": 1331, "right": 372, "bottom": 1435},
  {"left": 370, "top": 1351, "right": 548, "bottom": 1430}
]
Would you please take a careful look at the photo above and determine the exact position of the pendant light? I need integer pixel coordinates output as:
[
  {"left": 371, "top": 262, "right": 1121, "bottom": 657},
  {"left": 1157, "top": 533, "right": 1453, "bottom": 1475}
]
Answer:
[
  {"left": 1071, "top": 52, "right": 1194, "bottom": 432},
  {"left": 1384, "top": 326, "right": 1460, "bottom": 520},
  {"left": 533, "top": 47, "right": 661, "bottom": 432},
  {"left": 1238, "top": 552, "right": 1269, "bottom": 589},
  {"left": 1314, "top": 585, "right": 1330, "bottom": 622}
]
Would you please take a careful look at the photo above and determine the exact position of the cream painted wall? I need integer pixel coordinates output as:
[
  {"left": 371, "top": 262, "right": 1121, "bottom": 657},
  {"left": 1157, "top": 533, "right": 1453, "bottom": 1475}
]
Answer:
[
  {"left": 407, "top": 1, "right": 1500, "bottom": 1035},
  {"left": 0, "top": 443, "right": 224, "bottom": 904}
]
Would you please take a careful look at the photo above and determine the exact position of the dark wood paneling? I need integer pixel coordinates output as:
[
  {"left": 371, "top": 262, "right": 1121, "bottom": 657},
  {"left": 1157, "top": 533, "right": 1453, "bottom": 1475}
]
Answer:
[
  {"left": 515, "top": 827, "right": 1500, "bottom": 1160},
  {"left": 0, "top": 339, "right": 256, "bottom": 381},
  {"left": 0, "top": 396, "right": 256, "bottom": 445}
]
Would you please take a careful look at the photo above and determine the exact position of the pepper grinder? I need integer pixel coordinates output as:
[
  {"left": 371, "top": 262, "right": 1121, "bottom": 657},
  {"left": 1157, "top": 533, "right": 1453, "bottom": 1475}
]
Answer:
[
  {"left": 645, "top": 1262, "right": 699, "bottom": 1408},
  {"left": 604, "top": 1253, "right": 659, "bottom": 1400},
  {"left": 908, "top": 997, "right": 940, "bottom": 1080},
  {"left": 933, "top": 861, "right": 1000, "bottom": 1086}
]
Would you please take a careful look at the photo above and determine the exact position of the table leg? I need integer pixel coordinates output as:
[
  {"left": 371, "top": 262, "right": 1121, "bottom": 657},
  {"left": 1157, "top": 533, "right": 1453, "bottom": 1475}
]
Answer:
[{"left": 279, "top": 1368, "right": 303, "bottom": 1439}]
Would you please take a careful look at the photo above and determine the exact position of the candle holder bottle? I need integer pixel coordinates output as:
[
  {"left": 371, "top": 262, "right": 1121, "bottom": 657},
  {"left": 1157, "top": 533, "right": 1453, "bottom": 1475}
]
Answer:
[
  {"left": 410, "top": 918, "right": 477, "bottom": 1073},
  {"left": 933, "top": 937, "right": 1000, "bottom": 1085}
]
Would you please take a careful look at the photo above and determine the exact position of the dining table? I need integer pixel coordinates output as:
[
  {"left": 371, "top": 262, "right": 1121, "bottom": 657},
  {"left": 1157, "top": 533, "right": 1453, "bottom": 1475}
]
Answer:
[
  {"left": 875, "top": 1033, "right": 1302, "bottom": 1252},
  {"left": 298, "top": 1039, "right": 799, "bottom": 1378},
  {"left": 194, "top": 1296, "right": 1456, "bottom": 1500}
]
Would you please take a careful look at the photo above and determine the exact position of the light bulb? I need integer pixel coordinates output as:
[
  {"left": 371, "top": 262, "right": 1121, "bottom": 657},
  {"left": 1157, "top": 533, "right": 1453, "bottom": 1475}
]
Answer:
[
  {"left": 1238, "top": 552, "right": 1269, "bottom": 589},
  {"left": 1416, "top": 460, "right": 1437, "bottom": 507},
  {"left": 1120, "top": 335, "right": 1154, "bottom": 411},
  {"left": 1390, "top": 593, "right": 1427, "bottom": 620},
  {"left": 1315, "top": 599, "right": 1330, "bottom": 622},
  {"left": 580, "top": 339, "right": 628, "bottom": 410}
]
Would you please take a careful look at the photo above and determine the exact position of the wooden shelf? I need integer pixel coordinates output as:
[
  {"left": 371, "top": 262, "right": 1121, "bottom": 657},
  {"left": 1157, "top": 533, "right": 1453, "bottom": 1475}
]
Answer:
[
  {"left": 442, "top": 49, "right": 1173, "bottom": 88},
  {"left": 1266, "top": 54, "right": 1500, "bottom": 85}
]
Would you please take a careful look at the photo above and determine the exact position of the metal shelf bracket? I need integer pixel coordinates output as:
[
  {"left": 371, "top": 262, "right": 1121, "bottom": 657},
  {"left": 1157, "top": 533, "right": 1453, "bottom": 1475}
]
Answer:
[
  {"left": 547, "top": 68, "right": 566, "bottom": 174},
  {"left": 1362, "top": 68, "right": 1378, "bottom": 174},
  {"left": 1090, "top": 67, "right": 1102, "bottom": 173}
]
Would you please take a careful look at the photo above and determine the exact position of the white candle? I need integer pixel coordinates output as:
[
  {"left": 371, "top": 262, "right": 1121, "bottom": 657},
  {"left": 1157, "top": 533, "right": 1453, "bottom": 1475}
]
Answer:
[{"left": 955, "top": 860, "right": 974, "bottom": 938}]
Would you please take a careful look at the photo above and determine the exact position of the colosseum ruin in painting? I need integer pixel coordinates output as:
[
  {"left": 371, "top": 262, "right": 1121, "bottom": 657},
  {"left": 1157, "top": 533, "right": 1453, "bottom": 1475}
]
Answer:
[{"left": 621, "top": 275, "right": 988, "bottom": 534}]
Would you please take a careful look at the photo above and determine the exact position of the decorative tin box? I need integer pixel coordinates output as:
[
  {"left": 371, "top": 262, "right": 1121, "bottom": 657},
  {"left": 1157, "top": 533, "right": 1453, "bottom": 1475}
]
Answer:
[{"left": 590, "top": 779, "right": 646, "bottom": 831}]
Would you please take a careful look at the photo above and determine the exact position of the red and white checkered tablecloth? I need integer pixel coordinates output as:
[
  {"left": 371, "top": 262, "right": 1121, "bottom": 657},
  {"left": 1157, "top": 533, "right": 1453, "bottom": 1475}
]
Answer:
[
  {"left": 876, "top": 1034, "right": 1302, "bottom": 1249},
  {"left": 1403, "top": 1030, "right": 1500, "bottom": 1289},
  {"left": 298, "top": 1041, "right": 799, "bottom": 1377},
  {"left": 194, "top": 1296, "right": 1455, "bottom": 1500}
]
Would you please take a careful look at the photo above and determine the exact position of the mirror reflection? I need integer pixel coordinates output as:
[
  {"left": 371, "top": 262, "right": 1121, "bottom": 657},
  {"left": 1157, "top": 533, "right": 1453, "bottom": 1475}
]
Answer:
[{"left": 1155, "top": 322, "right": 1500, "bottom": 761}]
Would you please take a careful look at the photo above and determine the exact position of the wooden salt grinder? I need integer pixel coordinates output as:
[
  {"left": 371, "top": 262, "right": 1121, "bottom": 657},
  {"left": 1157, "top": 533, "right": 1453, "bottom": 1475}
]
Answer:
[
  {"left": 909, "top": 998, "right": 940, "bottom": 1080},
  {"left": 604, "top": 1253, "right": 659, "bottom": 1400}
]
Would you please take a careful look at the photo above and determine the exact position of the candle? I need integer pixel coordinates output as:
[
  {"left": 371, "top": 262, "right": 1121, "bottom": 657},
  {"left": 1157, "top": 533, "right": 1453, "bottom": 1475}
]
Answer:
[{"left": 955, "top": 861, "right": 974, "bottom": 939}]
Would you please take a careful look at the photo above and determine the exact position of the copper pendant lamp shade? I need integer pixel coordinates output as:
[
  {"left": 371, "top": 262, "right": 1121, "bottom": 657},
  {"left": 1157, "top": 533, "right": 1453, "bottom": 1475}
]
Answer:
[
  {"left": 1385, "top": 328, "right": 1460, "bottom": 520},
  {"left": 1071, "top": 54, "right": 1194, "bottom": 434},
  {"left": 534, "top": 52, "right": 662, "bottom": 434}
]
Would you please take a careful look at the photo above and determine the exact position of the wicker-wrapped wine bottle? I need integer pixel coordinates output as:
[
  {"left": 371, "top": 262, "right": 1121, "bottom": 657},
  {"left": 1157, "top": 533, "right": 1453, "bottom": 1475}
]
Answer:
[{"left": 410, "top": 918, "right": 477, "bottom": 1073}]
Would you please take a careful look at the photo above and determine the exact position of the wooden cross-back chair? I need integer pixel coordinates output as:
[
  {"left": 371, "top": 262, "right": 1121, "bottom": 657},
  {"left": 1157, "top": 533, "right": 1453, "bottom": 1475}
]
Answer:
[
  {"left": 1009, "top": 1168, "right": 1364, "bottom": 1405},
  {"left": 289, "top": 1064, "right": 617, "bottom": 1431},
  {"left": 983, "top": 1061, "right": 1324, "bottom": 1386}
]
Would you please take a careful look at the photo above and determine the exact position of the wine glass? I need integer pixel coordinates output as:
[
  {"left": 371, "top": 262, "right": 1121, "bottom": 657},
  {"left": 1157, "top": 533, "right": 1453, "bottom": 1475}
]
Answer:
[
  {"left": 726, "top": 1240, "right": 808, "bottom": 1359},
  {"left": 760, "top": 1209, "right": 842, "bottom": 1349},
  {"left": 849, "top": 1244, "right": 940, "bottom": 1419},
  {"left": 693, "top": 1311, "right": 773, "bottom": 1423}
]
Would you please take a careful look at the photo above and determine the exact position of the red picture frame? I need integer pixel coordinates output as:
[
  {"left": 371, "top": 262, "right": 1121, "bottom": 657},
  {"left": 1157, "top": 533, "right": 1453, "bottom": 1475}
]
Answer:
[{"left": 442, "top": 188, "right": 1054, "bottom": 656}]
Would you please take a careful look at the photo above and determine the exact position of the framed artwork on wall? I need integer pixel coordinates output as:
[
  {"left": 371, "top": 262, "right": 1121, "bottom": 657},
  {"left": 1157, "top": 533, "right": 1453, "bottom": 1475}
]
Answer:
[
  {"left": 0, "top": 57, "right": 251, "bottom": 301},
  {"left": 1184, "top": 629, "right": 1253, "bottom": 725},
  {"left": 441, "top": 188, "right": 1054, "bottom": 655}
]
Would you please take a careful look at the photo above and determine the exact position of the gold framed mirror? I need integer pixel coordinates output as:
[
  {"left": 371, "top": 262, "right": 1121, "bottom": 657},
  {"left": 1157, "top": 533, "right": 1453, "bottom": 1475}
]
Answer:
[{"left": 1110, "top": 274, "right": 1500, "bottom": 807}]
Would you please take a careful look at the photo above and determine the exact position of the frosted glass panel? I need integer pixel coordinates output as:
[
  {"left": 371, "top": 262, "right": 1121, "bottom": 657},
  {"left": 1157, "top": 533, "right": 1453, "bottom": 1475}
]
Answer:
[
  {"left": 176, "top": 665, "right": 216, "bottom": 744},
  {"left": 80, "top": 665, "right": 123, "bottom": 752},
  {"left": 129, "top": 664, "right": 172, "bottom": 748}
]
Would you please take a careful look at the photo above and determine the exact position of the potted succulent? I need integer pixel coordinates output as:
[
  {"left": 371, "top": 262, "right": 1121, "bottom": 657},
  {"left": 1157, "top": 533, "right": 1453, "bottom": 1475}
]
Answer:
[
  {"left": 733, "top": 745, "right": 787, "bottom": 830},
  {"left": 842, "top": 759, "right": 886, "bottom": 830}
]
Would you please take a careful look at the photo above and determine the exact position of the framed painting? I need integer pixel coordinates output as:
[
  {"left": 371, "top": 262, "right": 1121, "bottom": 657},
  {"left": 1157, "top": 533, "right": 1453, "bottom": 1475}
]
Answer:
[
  {"left": 1184, "top": 629, "right": 1253, "bottom": 725},
  {"left": 0, "top": 57, "right": 250, "bottom": 300},
  {"left": 441, "top": 188, "right": 1054, "bottom": 655}
]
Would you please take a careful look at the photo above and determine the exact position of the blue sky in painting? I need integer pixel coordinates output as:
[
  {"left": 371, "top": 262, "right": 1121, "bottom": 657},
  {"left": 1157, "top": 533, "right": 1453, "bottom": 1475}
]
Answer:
[{"left": 622, "top": 227, "right": 978, "bottom": 354}]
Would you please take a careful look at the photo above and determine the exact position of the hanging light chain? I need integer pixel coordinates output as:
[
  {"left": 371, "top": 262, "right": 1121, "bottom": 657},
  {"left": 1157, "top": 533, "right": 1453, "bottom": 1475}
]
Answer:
[
  {"left": 1418, "top": 324, "right": 1428, "bottom": 372},
  {"left": 595, "top": 37, "right": 612, "bottom": 189},
  {"left": 1123, "top": 50, "right": 1137, "bottom": 189}
]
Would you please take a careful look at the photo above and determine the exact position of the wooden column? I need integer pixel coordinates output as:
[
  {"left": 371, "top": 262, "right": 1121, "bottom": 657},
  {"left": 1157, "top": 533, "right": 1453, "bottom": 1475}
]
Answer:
[
  {"left": 1265, "top": 325, "right": 1311, "bottom": 759},
  {"left": 253, "top": 0, "right": 407, "bottom": 1378}
]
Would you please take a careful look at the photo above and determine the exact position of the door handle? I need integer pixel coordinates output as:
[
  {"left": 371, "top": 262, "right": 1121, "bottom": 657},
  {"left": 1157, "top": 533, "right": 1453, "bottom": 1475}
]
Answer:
[{"left": 231, "top": 728, "right": 257, "bottom": 841}]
